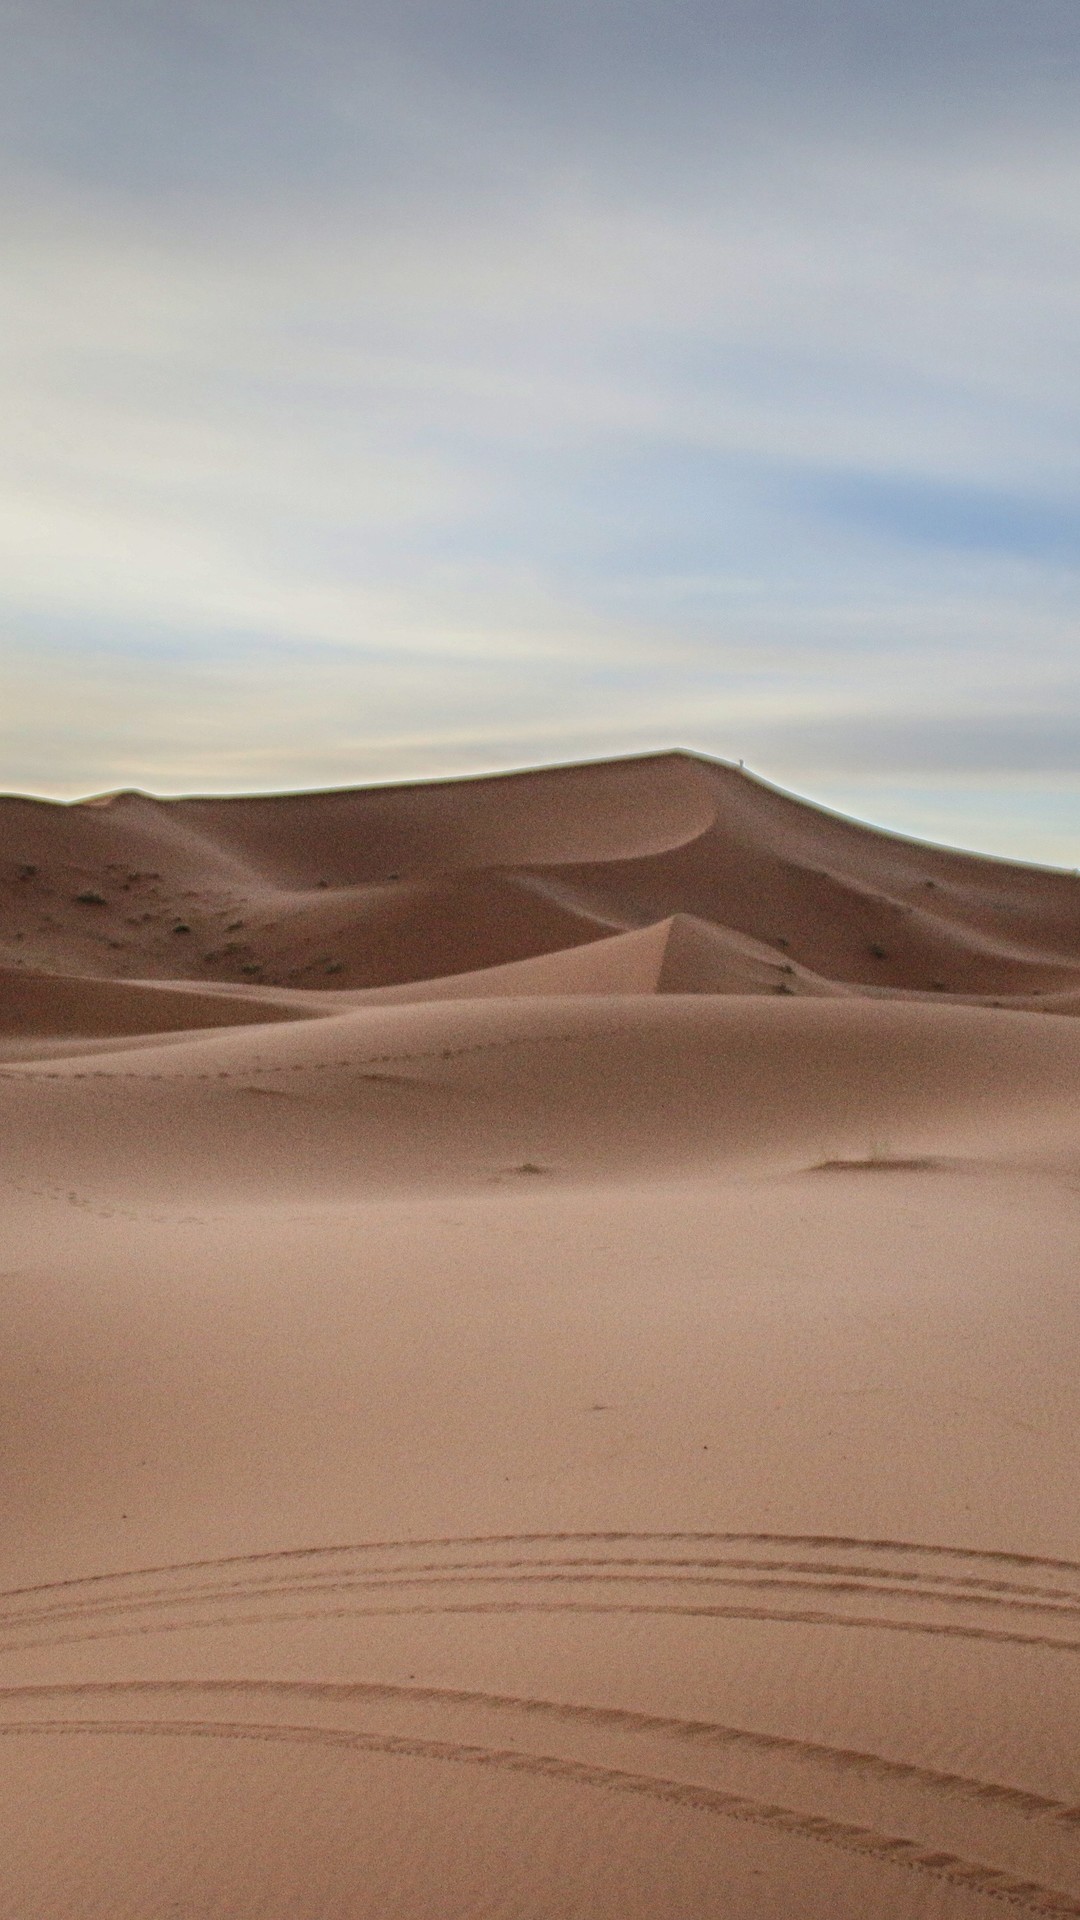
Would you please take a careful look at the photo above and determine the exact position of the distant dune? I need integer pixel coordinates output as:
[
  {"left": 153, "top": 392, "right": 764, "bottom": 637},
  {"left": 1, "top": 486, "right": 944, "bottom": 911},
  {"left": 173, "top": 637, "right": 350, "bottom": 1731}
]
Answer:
[
  {"left": 5, "top": 750, "right": 1080, "bottom": 1007},
  {"left": 2, "top": 753, "right": 1079, "bottom": 1918}
]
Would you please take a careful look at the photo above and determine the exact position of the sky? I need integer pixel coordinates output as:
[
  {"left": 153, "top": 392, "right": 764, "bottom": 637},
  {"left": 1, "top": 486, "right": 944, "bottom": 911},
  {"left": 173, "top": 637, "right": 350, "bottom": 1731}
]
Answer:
[{"left": 2, "top": 0, "right": 1080, "bottom": 862}]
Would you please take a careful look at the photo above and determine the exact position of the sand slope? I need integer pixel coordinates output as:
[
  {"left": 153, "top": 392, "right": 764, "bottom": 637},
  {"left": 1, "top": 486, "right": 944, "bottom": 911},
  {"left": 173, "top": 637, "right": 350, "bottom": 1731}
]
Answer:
[
  {"left": 5, "top": 750, "right": 1080, "bottom": 998},
  {"left": 2, "top": 752, "right": 1079, "bottom": 1917}
]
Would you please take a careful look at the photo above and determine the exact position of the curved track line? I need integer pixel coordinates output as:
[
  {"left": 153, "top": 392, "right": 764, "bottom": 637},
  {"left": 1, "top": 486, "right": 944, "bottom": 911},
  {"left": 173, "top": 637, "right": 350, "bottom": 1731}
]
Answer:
[
  {"left": 5, "top": 1597, "right": 1080, "bottom": 1660},
  {"left": 3, "top": 1568, "right": 1079, "bottom": 1639},
  {"left": 5, "top": 1678, "right": 1079, "bottom": 1829},
  {"left": 0, "top": 1716, "right": 1076, "bottom": 1914},
  {"left": 318, "top": 1552, "right": 1080, "bottom": 1605},
  {"left": 5, "top": 1531, "right": 1079, "bottom": 1605}
]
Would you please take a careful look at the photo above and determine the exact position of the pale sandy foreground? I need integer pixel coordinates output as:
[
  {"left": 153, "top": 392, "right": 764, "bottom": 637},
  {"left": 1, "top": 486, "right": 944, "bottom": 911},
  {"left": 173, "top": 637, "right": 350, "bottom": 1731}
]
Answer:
[{"left": 2, "top": 751, "right": 1080, "bottom": 1917}]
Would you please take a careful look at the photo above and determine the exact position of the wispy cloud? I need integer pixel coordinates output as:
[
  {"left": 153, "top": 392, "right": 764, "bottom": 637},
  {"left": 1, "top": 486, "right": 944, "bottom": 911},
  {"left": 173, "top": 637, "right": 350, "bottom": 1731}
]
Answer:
[{"left": 2, "top": 1, "right": 1079, "bottom": 859}]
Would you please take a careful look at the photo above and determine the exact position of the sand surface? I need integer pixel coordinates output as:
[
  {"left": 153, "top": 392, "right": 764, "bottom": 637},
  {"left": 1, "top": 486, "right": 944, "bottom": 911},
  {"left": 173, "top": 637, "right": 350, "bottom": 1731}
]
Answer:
[{"left": 2, "top": 750, "right": 1080, "bottom": 1916}]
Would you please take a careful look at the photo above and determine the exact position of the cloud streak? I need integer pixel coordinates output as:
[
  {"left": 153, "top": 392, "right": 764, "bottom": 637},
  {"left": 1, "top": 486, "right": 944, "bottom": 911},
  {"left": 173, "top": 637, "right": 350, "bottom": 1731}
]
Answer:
[{"left": 2, "top": 0, "right": 1079, "bottom": 860}]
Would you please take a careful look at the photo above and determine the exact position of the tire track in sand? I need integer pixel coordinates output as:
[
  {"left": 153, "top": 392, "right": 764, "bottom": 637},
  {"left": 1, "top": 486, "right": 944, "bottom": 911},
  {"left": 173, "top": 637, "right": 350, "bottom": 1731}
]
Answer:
[
  {"left": 6, "top": 1530, "right": 1080, "bottom": 1600},
  {"left": 3, "top": 1534, "right": 1080, "bottom": 1659},
  {"left": 0, "top": 1714, "right": 1076, "bottom": 1915},
  {"left": 3, "top": 1565, "right": 1080, "bottom": 1641},
  {"left": 4, "top": 1677, "right": 1079, "bottom": 1831}
]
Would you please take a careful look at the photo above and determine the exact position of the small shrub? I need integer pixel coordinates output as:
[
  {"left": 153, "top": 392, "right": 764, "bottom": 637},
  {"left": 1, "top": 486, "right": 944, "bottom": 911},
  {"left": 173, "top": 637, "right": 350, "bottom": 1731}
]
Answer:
[{"left": 74, "top": 890, "right": 107, "bottom": 905}]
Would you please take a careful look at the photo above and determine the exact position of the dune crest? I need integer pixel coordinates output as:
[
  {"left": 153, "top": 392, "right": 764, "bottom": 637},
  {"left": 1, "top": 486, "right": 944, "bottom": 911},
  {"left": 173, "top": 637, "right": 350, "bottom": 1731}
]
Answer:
[
  {"left": 5, "top": 750, "right": 1079, "bottom": 1000},
  {"left": 2, "top": 752, "right": 1079, "bottom": 1917}
]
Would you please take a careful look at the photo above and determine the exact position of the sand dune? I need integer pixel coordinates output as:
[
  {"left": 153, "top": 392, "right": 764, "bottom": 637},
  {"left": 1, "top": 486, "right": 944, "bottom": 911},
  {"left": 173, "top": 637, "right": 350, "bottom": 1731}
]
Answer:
[
  {"left": 6, "top": 751, "right": 1080, "bottom": 997},
  {"left": 2, "top": 752, "right": 1079, "bottom": 1917}
]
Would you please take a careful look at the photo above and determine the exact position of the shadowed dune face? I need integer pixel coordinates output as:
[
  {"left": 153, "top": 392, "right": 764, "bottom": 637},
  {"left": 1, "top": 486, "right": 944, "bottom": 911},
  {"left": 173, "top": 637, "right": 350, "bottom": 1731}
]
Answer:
[
  {"left": 4, "top": 750, "right": 1079, "bottom": 1001},
  {"left": 4, "top": 752, "right": 1080, "bottom": 1918}
]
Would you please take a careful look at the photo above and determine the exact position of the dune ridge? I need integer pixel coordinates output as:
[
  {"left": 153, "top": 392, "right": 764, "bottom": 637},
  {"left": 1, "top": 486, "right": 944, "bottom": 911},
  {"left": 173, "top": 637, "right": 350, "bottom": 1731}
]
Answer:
[
  {"left": 2, "top": 751, "right": 1079, "bottom": 1917},
  {"left": 5, "top": 751, "right": 1080, "bottom": 1004}
]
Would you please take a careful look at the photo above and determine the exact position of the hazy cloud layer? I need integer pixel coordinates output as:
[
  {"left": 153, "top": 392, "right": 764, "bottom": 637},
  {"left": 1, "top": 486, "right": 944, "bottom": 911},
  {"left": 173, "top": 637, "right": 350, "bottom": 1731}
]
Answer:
[{"left": 2, "top": 0, "right": 1079, "bottom": 859}]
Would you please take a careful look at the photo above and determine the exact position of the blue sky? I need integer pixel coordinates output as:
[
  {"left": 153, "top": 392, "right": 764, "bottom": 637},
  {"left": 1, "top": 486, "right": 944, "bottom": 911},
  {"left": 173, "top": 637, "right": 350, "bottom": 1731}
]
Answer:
[{"left": 3, "top": 0, "right": 1080, "bottom": 861}]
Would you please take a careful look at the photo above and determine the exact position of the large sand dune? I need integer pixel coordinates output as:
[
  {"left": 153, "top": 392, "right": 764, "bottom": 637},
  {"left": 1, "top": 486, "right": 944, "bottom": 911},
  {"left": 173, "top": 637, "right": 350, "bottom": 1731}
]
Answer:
[{"left": 2, "top": 752, "right": 1079, "bottom": 1916}]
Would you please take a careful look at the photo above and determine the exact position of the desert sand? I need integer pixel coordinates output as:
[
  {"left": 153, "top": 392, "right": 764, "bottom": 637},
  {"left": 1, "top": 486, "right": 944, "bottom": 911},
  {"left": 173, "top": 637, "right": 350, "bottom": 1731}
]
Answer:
[{"left": 2, "top": 748, "right": 1079, "bottom": 1917}]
